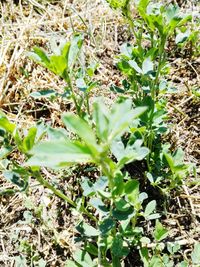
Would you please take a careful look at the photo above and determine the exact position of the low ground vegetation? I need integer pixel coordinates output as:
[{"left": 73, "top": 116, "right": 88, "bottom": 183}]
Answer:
[{"left": 0, "top": 0, "right": 200, "bottom": 266}]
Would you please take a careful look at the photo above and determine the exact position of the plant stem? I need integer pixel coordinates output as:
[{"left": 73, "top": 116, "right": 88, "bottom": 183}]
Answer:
[
  {"left": 64, "top": 72, "right": 82, "bottom": 117},
  {"left": 33, "top": 171, "right": 97, "bottom": 221}
]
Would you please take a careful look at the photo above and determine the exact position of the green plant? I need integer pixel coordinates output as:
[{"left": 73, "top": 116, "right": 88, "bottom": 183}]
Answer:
[
  {"left": 107, "top": 0, "right": 194, "bottom": 189},
  {"left": 28, "top": 34, "right": 98, "bottom": 118},
  {"left": 18, "top": 98, "right": 158, "bottom": 265},
  {"left": 140, "top": 240, "right": 200, "bottom": 267}
]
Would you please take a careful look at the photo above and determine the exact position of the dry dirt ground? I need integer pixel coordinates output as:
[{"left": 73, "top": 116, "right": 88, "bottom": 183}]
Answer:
[{"left": 0, "top": 0, "right": 200, "bottom": 266}]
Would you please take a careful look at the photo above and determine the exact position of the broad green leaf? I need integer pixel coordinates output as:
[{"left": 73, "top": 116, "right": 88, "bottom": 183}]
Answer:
[
  {"left": 99, "top": 217, "right": 115, "bottom": 235},
  {"left": 84, "top": 243, "right": 98, "bottom": 257},
  {"left": 15, "top": 255, "right": 27, "bottom": 267},
  {"left": 149, "top": 255, "right": 163, "bottom": 267},
  {"left": 177, "top": 261, "right": 188, "bottom": 267},
  {"left": 73, "top": 249, "right": 95, "bottom": 267},
  {"left": 50, "top": 55, "right": 67, "bottom": 76},
  {"left": 108, "top": 100, "right": 147, "bottom": 141},
  {"left": 61, "top": 41, "right": 71, "bottom": 61},
  {"left": 144, "top": 200, "right": 156, "bottom": 217},
  {"left": 111, "top": 235, "right": 129, "bottom": 257},
  {"left": 164, "top": 152, "right": 175, "bottom": 172},
  {"left": 139, "top": 247, "right": 149, "bottom": 267},
  {"left": 93, "top": 176, "right": 108, "bottom": 192},
  {"left": 22, "top": 127, "right": 37, "bottom": 152},
  {"left": 167, "top": 242, "right": 180, "bottom": 254},
  {"left": 112, "top": 139, "right": 149, "bottom": 167},
  {"left": 153, "top": 220, "right": 168, "bottom": 241},
  {"left": 173, "top": 148, "right": 184, "bottom": 166},
  {"left": 138, "top": 0, "right": 150, "bottom": 11},
  {"left": 65, "top": 260, "right": 79, "bottom": 267},
  {"left": 81, "top": 178, "right": 94, "bottom": 196},
  {"left": 128, "top": 60, "right": 143, "bottom": 74},
  {"left": 76, "top": 221, "right": 99, "bottom": 237},
  {"left": 112, "top": 207, "right": 134, "bottom": 221},
  {"left": 112, "top": 173, "right": 124, "bottom": 196},
  {"left": 125, "top": 180, "right": 140, "bottom": 205},
  {"left": 62, "top": 113, "right": 99, "bottom": 155},
  {"left": 146, "top": 214, "right": 160, "bottom": 220},
  {"left": 93, "top": 99, "right": 109, "bottom": 142},
  {"left": 142, "top": 57, "right": 154, "bottom": 75},
  {"left": 47, "top": 127, "right": 68, "bottom": 141},
  {"left": 89, "top": 197, "right": 109, "bottom": 215},
  {"left": 191, "top": 243, "right": 200, "bottom": 264},
  {"left": 175, "top": 30, "right": 190, "bottom": 44},
  {"left": 32, "top": 47, "right": 50, "bottom": 66},
  {"left": 26, "top": 140, "right": 93, "bottom": 168},
  {"left": 0, "top": 116, "right": 16, "bottom": 133},
  {"left": 115, "top": 199, "right": 130, "bottom": 212}
]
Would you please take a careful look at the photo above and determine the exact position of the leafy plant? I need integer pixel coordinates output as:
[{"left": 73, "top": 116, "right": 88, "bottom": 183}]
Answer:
[
  {"left": 28, "top": 34, "right": 98, "bottom": 118},
  {"left": 107, "top": 0, "right": 194, "bottom": 190}
]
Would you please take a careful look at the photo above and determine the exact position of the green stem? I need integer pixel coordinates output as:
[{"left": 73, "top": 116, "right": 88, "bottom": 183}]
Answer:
[
  {"left": 35, "top": 171, "right": 76, "bottom": 206},
  {"left": 33, "top": 171, "right": 97, "bottom": 221},
  {"left": 64, "top": 72, "right": 82, "bottom": 117}
]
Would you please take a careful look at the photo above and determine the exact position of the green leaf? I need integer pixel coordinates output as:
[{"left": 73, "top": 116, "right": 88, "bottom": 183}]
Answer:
[
  {"left": 107, "top": 0, "right": 128, "bottom": 9},
  {"left": 125, "top": 180, "right": 140, "bottom": 205},
  {"left": 76, "top": 78, "right": 87, "bottom": 91},
  {"left": 76, "top": 221, "right": 99, "bottom": 237},
  {"left": 3, "top": 171, "right": 28, "bottom": 190},
  {"left": 128, "top": 60, "right": 143, "bottom": 74},
  {"left": 62, "top": 113, "right": 99, "bottom": 155},
  {"left": 22, "top": 127, "right": 37, "bottom": 152},
  {"left": 108, "top": 100, "right": 147, "bottom": 141},
  {"left": 15, "top": 255, "right": 27, "bottom": 267},
  {"left": 112, "top": 207, "right": 134, "bottom": 221},
  {"left": 81, "top": 178, "right": 94, "bottom": 196},
  {"left": 115, "top": 199, "right": 130, "bottom": 212},
  {"left": 73, "top": 249, "right": 95, "bottom": 267},
  {"left": 153, "top": 220, "right": 168, "bottom": 241},
  {"left": 111, "top": 235, "right": 129, "bottom": 257},
  {"left": 99, "top": 217, "right": 115, "bottom": 235},
  {"left": 144, "top": 200, "right": 156, "bottom": 217},
  {"left": 84, "top": 243, "right": 98, "bottom": 257},
  {"left": 149, "top": 255, "right": 163, "bottom": 267},
  {"left": 164, "top": 152, "right": 175, "bottom": 172},
  {"left": 191, "top": 243, "right": 200, "bottom": 264},
  {"left": 177, "top": 261, "right": 188, "bottom": 267},
  {"left": 32, "top": 47, "right": 50, "bottom": 66},
  {"left": 47, "top": 127, "right": 68, "bottom": 141},
  {"left": 93, "top": 176, "right": 108, "bottom": 191},
  {"left": 89, "top": 197, "right": 109, "bottom": 215},
  {"left": 138, "top": 0, "right": 150, "bottom": 11},
  {"left": 142, "top": 57, "right": 154, "bottom": 75},
  {"left": 112, "top": 139, "right": 149, "bottom": 167},
  {"left": 0, "top": 116, "right": 16, "bottom": 133},
  {"left": 175, "top": 30, "right": 190, "bottom": 44},
  {"left": 26, "top": 140, "right": 93, "bottom": 168},
  {"left": 139, "top": 247, "right": 149, "bottom": 267},
  {"left": 65, "top": 260, "right": 80, "bottom": 267},
  {"left": 68, "top": 34, "right": 84, "bottom": 69},
  {"left": 30, "top": 90, "right": 57, "bottom": 99},
  {"left": 112, "top": 173, "right": 124, "bottom": 196},
  {"left": 50, "top": 55, "right": 67, "bottom": 76},
  {"left": 93, "top": 99, "right": 109, "bottom": 142}
]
